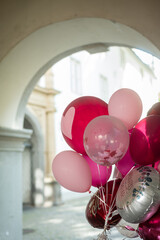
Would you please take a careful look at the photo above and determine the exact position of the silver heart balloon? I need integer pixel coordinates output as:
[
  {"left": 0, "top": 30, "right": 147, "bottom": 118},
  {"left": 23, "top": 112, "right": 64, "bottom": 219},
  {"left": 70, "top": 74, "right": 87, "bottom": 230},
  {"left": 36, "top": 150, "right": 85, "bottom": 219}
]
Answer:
[{"left": 116, "top": 166, "right": 160, "bottom": 223}]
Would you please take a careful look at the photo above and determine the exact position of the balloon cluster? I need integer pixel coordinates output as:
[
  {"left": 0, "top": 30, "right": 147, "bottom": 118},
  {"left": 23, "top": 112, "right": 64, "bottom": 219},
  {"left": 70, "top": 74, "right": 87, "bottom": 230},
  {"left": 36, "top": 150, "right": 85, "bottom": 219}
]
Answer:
[{"left": 52, "top": 88, "right": 160, "bottom": 240}]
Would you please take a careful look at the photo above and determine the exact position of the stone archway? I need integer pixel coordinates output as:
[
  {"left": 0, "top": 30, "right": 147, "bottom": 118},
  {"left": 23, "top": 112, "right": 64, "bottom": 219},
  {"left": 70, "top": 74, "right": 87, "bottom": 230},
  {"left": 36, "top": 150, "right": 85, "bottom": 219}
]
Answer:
[
  {"left": 0, "top": 18, "right": 159, "bottom": 130},
  {"left": 15, "top": 18, "right": 160, "bottom": 129}
]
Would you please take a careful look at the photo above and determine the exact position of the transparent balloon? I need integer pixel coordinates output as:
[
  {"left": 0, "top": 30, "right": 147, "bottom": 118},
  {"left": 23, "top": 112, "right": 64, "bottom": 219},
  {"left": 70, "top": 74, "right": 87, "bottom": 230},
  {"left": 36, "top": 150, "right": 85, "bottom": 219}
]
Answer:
[{"left": 83, "top": 115, "right": 129, "bottom": 166}]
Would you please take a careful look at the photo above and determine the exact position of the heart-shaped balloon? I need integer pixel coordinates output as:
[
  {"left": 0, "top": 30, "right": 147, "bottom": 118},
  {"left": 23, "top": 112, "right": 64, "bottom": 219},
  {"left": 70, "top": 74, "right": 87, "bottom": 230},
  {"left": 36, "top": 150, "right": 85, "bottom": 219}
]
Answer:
[
  {"left": 85, "top": 179, "right": 121, "bottom": 229},
  {"left": 61, "top": 96, "right": 109, "bottom": 154}
]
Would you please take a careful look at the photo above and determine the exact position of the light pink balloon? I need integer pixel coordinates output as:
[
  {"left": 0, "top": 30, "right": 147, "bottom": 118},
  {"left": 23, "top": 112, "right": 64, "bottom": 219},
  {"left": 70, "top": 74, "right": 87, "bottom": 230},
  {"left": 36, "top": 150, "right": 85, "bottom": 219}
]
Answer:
[
  {"left": 108, "top": 88, "right": 143, "bottom": 130},
  {"left": 52, "top": 151, "right": 92, "bottom": 193},
  {"left": 83, "top": 115, "right": 129, "bottom": 166},
  {"left": 83, "top": 155, "right": 112, "bottom": 187}
]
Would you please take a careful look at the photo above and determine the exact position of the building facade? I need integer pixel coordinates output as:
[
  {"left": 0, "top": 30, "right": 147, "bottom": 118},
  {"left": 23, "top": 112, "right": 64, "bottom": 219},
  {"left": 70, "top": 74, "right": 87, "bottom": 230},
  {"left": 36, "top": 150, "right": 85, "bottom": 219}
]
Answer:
[{"left": 23, "top": 46, "right": 160, "bottom": 208}]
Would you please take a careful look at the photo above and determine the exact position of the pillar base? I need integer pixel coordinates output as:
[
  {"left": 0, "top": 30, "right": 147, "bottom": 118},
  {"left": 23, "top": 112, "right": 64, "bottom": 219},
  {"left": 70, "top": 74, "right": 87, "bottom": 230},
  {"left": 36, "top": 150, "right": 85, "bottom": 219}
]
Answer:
[
  {"left": 0, "top": 127, "right": 32, "bottom": 240},
  {"left": 44, "top": 177, "right": 62, "bottom": 207}
]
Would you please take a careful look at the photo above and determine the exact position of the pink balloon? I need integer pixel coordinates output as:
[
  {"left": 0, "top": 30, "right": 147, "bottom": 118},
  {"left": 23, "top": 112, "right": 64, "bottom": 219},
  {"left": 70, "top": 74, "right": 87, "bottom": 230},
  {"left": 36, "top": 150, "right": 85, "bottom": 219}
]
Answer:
[
  {"left": 130, "top": 115, "right": 160, "bottom": 165},
  {"left": 108, "top": 88, "right": 143, "bottom": 130},
  {"left": 83, "top": 155, "right": 112, "bottom": 187},
  {"left": 83, "top": 115, "right": 129, "bottom": 166},
  {"left": 147, "top": 160, "right": 160, "bottom": 174},
  {"left": 154, "top": 160, "right": 160, "bottom": 173},
  {"left": 52, "top": 151, "right": 92, "bottom": 193},
  {"left": 116, "top": 148, "right": 136, "bottom": 177},
  {"left": 116, "top": 128, "right": 139, "bottom": 176},
  {"left": 61, "top": 96, "right": 108, "bottom": 154}
]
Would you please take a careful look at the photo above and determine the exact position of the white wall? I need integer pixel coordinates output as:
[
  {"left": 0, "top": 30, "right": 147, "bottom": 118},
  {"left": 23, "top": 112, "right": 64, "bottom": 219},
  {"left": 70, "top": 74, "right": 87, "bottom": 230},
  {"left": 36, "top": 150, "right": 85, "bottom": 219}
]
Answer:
[
  {"left": 0, "top": 18, "right": 159, "bottom": 129},
  {"left": 51, "top": 47, "right": 160, "bottom": 156}
]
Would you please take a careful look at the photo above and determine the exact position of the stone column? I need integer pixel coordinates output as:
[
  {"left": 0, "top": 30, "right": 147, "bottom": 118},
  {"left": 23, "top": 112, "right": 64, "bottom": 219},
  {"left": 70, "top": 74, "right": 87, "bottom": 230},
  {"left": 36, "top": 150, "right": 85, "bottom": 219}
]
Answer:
[
  {"left": 44, "top": 69, "right": 62, "bottom": 206},
  {"left": 45, "top": 69, "right": 59, "bottom": 177},
  {"left": 0, "top": 127, "right": 32, "bottom": 240}
]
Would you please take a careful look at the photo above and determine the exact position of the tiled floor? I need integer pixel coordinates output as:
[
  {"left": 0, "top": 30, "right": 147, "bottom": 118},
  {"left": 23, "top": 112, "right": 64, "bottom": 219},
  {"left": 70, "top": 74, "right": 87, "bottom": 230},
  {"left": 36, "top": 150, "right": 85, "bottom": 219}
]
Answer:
[{"left": 23, "top": 195, "right": 141, "bottom": 240}]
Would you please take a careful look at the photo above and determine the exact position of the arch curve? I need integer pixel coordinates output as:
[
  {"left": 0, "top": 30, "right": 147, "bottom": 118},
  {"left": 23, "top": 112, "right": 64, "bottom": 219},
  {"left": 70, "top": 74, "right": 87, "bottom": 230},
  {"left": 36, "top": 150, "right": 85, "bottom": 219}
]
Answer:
[{"left": 0, "top": 18, "right": 159, "bottom": 129}]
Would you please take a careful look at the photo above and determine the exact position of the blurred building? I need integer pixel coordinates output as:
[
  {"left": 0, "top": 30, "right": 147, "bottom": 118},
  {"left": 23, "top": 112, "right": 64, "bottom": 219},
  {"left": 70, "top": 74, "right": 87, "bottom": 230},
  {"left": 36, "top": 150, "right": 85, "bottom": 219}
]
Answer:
[{"left": 23, "top": 46, "right": 160, "bottom": 207}]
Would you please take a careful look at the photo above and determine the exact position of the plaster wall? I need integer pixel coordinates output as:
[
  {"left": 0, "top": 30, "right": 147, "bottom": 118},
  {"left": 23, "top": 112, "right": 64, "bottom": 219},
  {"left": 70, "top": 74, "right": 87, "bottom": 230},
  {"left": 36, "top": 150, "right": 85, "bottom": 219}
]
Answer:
[
  {"left": 0, "top": 18, "right": 159, "bottom": 129},
  {"left": 1, "top": 0, "right": 160, "bottom": 61},
  {"left": 0, "top": 128, "right": 32, "bottom": 240}
]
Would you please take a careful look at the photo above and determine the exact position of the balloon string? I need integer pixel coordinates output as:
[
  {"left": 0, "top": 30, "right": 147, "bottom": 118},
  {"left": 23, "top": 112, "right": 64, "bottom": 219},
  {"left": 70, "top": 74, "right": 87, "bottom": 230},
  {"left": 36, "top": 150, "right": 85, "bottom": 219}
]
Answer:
[
  {"left": 110, "top": 195, "right": 116, "bottom": 211},
  {"left": 104, "top": 207, "right": 111, "bottom": 231},
  {"left": 109, "top": 177, "right": 118, "bottom": 212},
  {"left": 110, "top": 177, "right": 116, "bottom": 206},
  {"left": 104, "top": 167, "right": 109, "bottom": 212},
  {"left": 108, "top": 165, "right": 121, "bottom": 212},
  {"left": 100, "top": 188, "right": 107, "bottom": 213},
  {"left": 89, "top": 189, "right": 110, "bottom": 208},
  {"left": 99, "top": 186, "right": 108, "bottom": 213},
  {"left": 105, "top": 175, "right": 109, "bottom": 211},
  {"left": 97, "top": 164, "right": 102, "bottom": 186},
  {"left": 127, "top": 164, "right": 136, "bottom": 175},
  {"left": 104, "top": 166, "right": 114, "bottom": 215},
  {"left": 93, "top": 229, "right": 111, "bottom": 240},
  {"left": 104, "top": 181, "right": 117, "bottom": 231},
  {"left": 96, "top": 164, "right": 109, "bottom": 213}
]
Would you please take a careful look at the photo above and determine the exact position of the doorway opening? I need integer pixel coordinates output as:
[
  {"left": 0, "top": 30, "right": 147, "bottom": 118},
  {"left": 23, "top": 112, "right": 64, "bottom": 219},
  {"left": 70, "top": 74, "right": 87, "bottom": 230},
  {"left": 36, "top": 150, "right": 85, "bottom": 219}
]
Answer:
[{"left": 23, "top": 45, "right": 160, "bottom": 207}]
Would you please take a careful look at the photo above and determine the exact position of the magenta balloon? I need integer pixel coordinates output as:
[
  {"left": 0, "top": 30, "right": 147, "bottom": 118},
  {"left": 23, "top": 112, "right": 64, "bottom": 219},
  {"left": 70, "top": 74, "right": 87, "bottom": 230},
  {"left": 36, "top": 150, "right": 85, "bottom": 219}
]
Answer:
[
  {"left": 130, "top": 115, "right": 160, "bottom": 165},
  {"left": 83, "top": 115, "right": 129, "bottom": 166},
  {"left": 83, "top": 155, "right": 112, "bottom": 187},
  {"left": 116, "top": 128, "right": 137, "bottom": 176},
  {"left": 138, "top": 208, "right": 160, "bottom": 240},
  {"left": 155, "top": 160, "right": 160, "bottom": 173},
  {"left": 108, "top": 88, "right": 142, "bottom": 130},
  {"left": 147, "top": 102, "right": 160, "bottom": 116},
  {"left": 61, "top": 96, "right": 108, "bottom": 154},
  {"left": 116, "top": 148, "right": 136, "bottom": 177},
  {"left": 52, "top": 151, "right": 92, "bottom": 193}
]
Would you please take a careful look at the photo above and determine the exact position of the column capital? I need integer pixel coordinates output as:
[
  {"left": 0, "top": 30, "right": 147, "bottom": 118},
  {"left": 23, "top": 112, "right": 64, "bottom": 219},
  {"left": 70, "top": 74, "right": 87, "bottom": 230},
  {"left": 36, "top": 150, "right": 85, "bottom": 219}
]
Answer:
[{"left": 0, "top": 127, "right": 32, "bottom": 152}]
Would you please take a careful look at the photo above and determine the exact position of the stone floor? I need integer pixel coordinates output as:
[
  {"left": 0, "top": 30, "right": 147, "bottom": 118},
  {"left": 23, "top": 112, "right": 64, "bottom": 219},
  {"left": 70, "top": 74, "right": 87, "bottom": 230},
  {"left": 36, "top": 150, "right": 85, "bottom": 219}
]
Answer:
[{"left": 23, "top": 195, "right": 141, "bottom": 240}]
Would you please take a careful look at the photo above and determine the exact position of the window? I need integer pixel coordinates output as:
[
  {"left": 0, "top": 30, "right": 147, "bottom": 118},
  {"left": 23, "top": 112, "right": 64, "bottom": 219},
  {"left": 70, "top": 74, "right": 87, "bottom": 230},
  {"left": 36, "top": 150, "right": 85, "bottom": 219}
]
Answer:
[
  {"left": 99, "top": 74, "right": 109, "bottom": 101},
  {"left": 70, "top": 57, "right": 82, "bottom": 94}
]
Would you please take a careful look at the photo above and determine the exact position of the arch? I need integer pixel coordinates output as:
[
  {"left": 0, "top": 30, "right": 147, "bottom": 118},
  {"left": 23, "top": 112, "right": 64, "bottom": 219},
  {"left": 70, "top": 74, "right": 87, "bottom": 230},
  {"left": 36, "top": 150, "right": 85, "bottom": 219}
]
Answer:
[
  {"left": 0, "top": 18, "right": 159, "bottom": 129},
  {"left": 24, "top": 108, "right": 45, "bottom": 206},
  {"left": 1, "top": 0, "right": 160, "bottom": 62}
]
